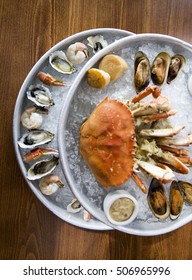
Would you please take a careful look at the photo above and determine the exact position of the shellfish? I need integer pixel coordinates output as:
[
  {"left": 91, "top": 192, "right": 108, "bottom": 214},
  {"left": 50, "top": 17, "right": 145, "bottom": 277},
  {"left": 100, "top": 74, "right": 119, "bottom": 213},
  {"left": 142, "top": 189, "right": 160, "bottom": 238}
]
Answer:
[
  {"left": 134, "top": 51, "right": 150, "bottom": 92},
  {"left": 27, "top": 156, "right": 59, "bottom": 180},
  {"left": 23, "top": 147, "right": 59, "bottom": 162},
  {"left": 87, "top": 35, "right": 108, "bottom": 53},
  {"left": 169, "top": 180, "right": 183, "bottom": 220},
  {"left": 178, "top": 181, "right": 192, "bottom": 204},
  {"left": 18, "top": 129, "right": 54, "bottom": 149},
  {"left": 26, "top": 85, "right": 54, "bottom": 107},
  {"left": 37, "top": 72, "right": 64, "bottom": 86},
  {"left": 147, "top": 178, "right": 170, "bottom": 220},
  {"left": 20, "top": 106, "right": 44, "bottom": 130},
  {"left": 39, "top": 174, "right": 64, "bottom": 195},
  {"left": 151, "top": 52, "right": 171, "bottom": 85},
  {"left": 167, "top": 54, "right": 185, "bottom": 84},
  {"left": 67, "top": 198, "right": 83, "bottom": 213},
  {"left": 49, "top": 51, "right": 76, "bottom": 74},
  {"left": 66, "top": 42, "right": 89, "bottom": 65}
]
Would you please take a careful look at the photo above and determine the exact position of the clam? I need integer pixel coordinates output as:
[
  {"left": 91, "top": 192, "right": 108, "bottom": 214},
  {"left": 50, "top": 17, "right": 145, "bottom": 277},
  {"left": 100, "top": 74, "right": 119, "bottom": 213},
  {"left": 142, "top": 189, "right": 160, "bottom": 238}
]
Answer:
[
  {"left": 87, "top": 35, "right": 108, "bottom": 53},
  {"left": 27, "top": 156, "right": 59, "bottom": 180},
  {"left": 147, "top": 178, "right": 170, "bottom": 220},
  {"left": 49, "top": 51, "right": 76, "bottom": 74},
  {"left": 39, "top": 174, "right": 64, "bottom": 195},
  {"left": 134, "top": 51, "right": 150, "bottom": 92},
  {"left": 169, "top": 181, "right": 183, "bottom": 220},
  {"left": 26, "top": 85, "right": 54, "bottom": 107},
  {"left": 67, "top": 198, "right": 83, "bottom": 213},
  {"left": 178, "top": 181, "right": 192, "bottom": 204},
  {"left": 18, "top": 129, "right": 54, "bottom": 149},
  {"left": 167, "top": 54, "right": 186, "bottom": 84},
  {"left": 151, "top": 52, "right": 171, "bottom": 85}
]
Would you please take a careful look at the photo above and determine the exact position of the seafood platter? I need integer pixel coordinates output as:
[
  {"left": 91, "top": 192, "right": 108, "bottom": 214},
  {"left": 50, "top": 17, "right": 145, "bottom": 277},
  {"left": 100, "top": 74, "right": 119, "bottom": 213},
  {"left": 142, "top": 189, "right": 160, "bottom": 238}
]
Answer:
[
  {"left": 58, "top": 33, "right": 192, "bottom": 235},
  {"left": 13, "top": 28, "right": 134, "bottom": 231}
]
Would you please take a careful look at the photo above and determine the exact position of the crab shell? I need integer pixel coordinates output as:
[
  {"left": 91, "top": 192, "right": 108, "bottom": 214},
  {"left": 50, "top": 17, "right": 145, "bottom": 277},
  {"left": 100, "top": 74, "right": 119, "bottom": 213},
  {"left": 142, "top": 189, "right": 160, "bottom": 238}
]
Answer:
[{"left": 80, "top": 97, "right": 135, "bottom": 187}]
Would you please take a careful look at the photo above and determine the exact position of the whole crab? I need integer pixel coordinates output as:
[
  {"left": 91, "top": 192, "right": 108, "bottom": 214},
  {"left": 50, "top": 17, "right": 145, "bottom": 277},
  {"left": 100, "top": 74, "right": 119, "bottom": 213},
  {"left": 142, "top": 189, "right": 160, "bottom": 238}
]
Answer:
[{"left": 80, "top": 86, "right": 192, "bottom": 193}]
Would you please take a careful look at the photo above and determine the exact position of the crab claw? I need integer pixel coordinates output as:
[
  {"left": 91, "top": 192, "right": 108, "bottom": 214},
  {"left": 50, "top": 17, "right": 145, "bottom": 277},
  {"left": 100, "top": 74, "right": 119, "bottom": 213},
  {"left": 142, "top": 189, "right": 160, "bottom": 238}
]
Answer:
[
  {"left": 132, "top": 172, "right": 147, "bottom": 193},
  {"left": 23, "top": 147, "right": 59, "bottom": 162},
  {"left": 136, "top": 159, "right": 175, "bottom": 184},
  {"left": 37, "top": 71, "right": 65, "bottom": 86}
]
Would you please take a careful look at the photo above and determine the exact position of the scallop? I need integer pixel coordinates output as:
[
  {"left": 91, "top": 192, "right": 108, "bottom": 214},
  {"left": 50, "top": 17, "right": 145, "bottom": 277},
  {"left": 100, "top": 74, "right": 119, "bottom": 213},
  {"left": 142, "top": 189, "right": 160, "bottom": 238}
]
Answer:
[
  {"left": 27, "top": 156, "right": 59, "bottom": 180},
  {"left": 147, "top": 178, "right": 170, "bottom": 220},
  {"left": 17, "top": 129, "right": 54, "bottom": 149},
  {"left": 134, "top": 51, "right": 150, "bottom": 92},
  {"left": 49, "top": 51, "right": 76, "bottom": 74},
  {"left": 26, "top": 85, "right": 54, "bottom": 107},
  {"left": 169, "top": 181, "right": 183, "bottom": 220},
  {"left": 151, "top": 52, "right": 171, "bottom": 85},
  {"left": 167, "top": 54, "right": 186, "bottom": 84}
]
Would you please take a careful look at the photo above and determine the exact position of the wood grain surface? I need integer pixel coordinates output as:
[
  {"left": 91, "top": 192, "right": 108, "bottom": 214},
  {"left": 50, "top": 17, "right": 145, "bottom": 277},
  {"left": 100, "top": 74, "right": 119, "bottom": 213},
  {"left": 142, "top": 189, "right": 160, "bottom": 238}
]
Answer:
[{"left": 1, "top": 0, "right": 192, "bottom": 260}]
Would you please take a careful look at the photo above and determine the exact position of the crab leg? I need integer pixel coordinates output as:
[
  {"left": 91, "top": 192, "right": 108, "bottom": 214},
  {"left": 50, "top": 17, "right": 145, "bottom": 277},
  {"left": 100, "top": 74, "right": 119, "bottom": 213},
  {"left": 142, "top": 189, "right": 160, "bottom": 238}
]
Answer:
[
  {"left": 135, "top": 110, "right": 176, "bottom": 126},
  {"left": 139, "top": 125, "right": 185, "bottom": 137},
  {"left": 175, "top": 156, "right": 192, "bottom": 165},
  {"left": 158, "top": 145, "right": 190, "bottom": 156},
  {"left": 131, "top": 86, "right": 161, "bottom": 103},
  {"left": 132, "top": 172, "right": 147, "bottom": 193},
  {"left": 23, "top": 147, "right": 59, "bottom": 162},
  {"left": 136, "top": 159, "right": 175, "bottom": 184},
  {"left": 156, "top": 133, "right": 192, "bottom": 146}
]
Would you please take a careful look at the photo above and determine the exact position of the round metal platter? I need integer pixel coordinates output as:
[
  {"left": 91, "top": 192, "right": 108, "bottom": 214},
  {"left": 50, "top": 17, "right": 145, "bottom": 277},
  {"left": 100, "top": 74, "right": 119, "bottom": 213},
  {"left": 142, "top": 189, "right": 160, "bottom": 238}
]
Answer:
[
  {"left": 58, "top": 33, "right": 192, "bottom": 236},
  {"left": 13, "top": 28, "right": 134, "bottom": 230}
]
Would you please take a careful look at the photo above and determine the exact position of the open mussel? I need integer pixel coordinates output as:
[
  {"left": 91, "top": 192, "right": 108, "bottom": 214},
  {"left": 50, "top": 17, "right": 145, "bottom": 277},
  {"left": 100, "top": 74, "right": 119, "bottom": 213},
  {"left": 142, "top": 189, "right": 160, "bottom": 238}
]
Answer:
[
  {"left": 134, "top": 51, "right": 150, "bottom": 92},
  {"left": 147, "top": 178, "right": 170, "bottom": 220},
  {"left": 178, "top": 181, "right": 192, "bottom": 204},
  {"left": 49, "top": 51, "right": 76, "bottom": 74},
  {"left": 27, "top": 156, "right": 59, "bottom": 180},
  {"left": 151, "top": 52, "right": 171, "bottom": 86},
  {"left": 167, "top": 54, "right": 186, "bottom": 84},
  {"left": 27, "top": 85, "right": 54, "bottom": 107},
  {"left": 18, "top": 129, "right": 54, "bottom": 149},
  {"left": 169, "top": 181, "right": 183, "bottom": 220}
]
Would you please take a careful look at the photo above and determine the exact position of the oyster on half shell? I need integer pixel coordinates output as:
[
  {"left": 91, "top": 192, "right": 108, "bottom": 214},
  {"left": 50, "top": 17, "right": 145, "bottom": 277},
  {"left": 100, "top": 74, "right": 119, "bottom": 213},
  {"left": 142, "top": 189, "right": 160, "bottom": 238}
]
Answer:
[
  {"left": 49, "top": 51, "right": 76, "bottom": 74},
  {"left": 26, "top": 85, "right": 54, "bottom": 107},
  {"left": 18, "top": 129, "right": 54, "bottom": 149}
]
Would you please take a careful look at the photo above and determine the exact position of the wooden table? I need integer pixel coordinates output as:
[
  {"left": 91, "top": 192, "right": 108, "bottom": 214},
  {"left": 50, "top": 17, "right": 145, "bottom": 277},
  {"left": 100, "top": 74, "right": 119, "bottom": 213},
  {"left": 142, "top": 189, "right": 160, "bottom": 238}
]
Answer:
[{"left": 1, "top": 0, "right": 192, "bottom": 260}]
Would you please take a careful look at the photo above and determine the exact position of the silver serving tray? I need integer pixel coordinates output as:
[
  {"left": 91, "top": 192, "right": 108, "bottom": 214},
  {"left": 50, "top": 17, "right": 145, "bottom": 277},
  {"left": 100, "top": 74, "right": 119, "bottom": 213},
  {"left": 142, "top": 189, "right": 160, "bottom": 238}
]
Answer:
[
  {"left": 58, "top": 33, "right": 192, "bottom": 236},
  {"left": 13, "top": 28, "right": 134, "bottom": 230}
]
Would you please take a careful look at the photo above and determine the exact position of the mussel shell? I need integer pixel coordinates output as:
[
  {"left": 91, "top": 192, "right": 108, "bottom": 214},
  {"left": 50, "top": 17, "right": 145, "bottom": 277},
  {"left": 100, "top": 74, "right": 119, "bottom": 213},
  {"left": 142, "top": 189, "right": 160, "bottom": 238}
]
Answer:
[
  {"left": 178, "top": 181, "right": 192, "bottom": 204},
  {"left": 151, "top": 52, "right": 171, "bottom": 85},
  {"left": 26, "top": 85, "right": 54, "bottom": 107},
  {"left": 49, "top": 51, "right": 76, "bottom": 74},
  {"left": 27, "top": 156, "right": 59, "bottom": 180},
  {"left": 147, "top": 178, "right": 170, "bottom": 220},
  {"left": 169, "top": 180, "right": 183, "bottom": 220},
  {"left": 167, "top": 54, "right": 186, "bottom": 84},
  {"left": 134, "top": 51, "right": 150, "bottom": 92},
  {"left": 18, "top": 129, "right": 54, "bottom": 149}
]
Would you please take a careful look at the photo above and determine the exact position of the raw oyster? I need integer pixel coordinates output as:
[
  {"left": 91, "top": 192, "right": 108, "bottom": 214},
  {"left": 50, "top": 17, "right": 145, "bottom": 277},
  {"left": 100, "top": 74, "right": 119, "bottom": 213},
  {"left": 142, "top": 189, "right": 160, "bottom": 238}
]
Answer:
[
  {"left": 27, "top": 156, "right": 59, "bottom": 180},
  {"left": 39, "top": 174, "right": 64, "bottom": 195},
  {"left": 134, "top": 51, "right": 150, "bottom": 92},
  {"left": 26, "top": 85, "right": 54, "bottom": 107},
  {"left": 147, "top": 178, "right": 170, "bottom": 220},
  {"left": 87, "top": 35, "right": 108, "bottom": 53},
  {"left": 67, "top": 198, "right": 83, "bottom": 213},
  {"left": 178, "top": 181, "right": 192, "bottom": 204},
  {"left": 169, "top": 181, "right": 183, "bottom": 220},
  {"left": 151, "top": 52, "right": 171, "bottom": 85},
  {"left": 18, "top": 129, "right": 54, "bottom": 149},
  {"left": 167, "top": 54, "right": 185, "bottom": 84},
  {"left": 49, "top": 51, "right": 76, "bottom": 74}
]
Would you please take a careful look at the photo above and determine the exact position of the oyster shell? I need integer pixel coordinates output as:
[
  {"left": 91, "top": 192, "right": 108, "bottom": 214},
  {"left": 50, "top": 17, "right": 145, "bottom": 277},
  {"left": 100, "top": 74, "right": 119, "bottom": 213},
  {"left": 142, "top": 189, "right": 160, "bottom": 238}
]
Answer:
[
  {"left": 87, "top": 35, "right": 108, "bottom": 53},
  {"left": 67, "top": 198, "right": 83, "bottom": 213},
  {"left": 147, "top": 178, "right": 170, "bottom": 220},
  {"left": 27, "top": 156, "right": 59, "bottom": 180},
  {"left": 49, "top": 51, "right": 76, "bottom": 74},
  {"left": 134, "top": 51, "right": 150, "bottom": 92},
  {"left": 26, "top": 85, "right": 54, "bottom": 107},
  {"left": 151, "top": 52, "right": 171, "bottom": 85},
  {"left": 178, "top": 181, "right": 192, "bottom": 204},
  {"left": 18, "top": 129, "right": 54, "bottom": 149},
  {"left": 167, "top": 54, "right": 186, "bottom": 84},
  {"left": 169, "top": 180, "right": 183, "bottom": 220}
]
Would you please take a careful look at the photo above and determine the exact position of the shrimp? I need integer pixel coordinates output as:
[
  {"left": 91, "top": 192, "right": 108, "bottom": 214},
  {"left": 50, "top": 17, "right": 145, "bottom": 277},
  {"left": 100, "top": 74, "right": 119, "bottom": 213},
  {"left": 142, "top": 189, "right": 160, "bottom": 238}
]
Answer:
[
  {"left": 20, "top": 106, "right": 48, "bottom": 130},
  {"left": 66, "top": 42, "right": 89, "bottom": 65}
]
